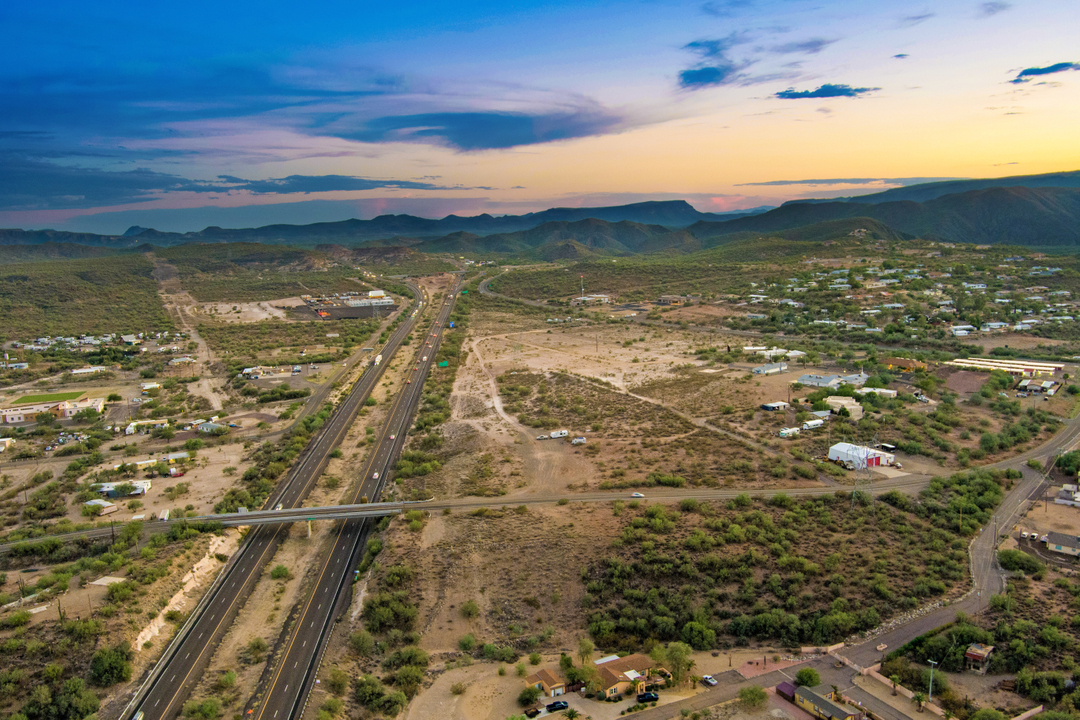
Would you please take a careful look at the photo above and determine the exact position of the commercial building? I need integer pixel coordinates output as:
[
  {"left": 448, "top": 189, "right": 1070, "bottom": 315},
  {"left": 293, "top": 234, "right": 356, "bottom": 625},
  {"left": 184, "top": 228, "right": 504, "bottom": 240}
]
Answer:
[{"left": 944, "top": 357, "right": 1063, "bottom": 377}]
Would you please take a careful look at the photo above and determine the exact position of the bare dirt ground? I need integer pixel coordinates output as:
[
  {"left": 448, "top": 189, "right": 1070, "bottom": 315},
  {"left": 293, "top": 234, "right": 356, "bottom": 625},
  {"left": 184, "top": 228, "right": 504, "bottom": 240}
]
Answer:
[
  {"left": 960, "top": 333, "right": 1067, "bottom": 351},
  {"left": 151, "top": 256, "right": 229, "bottom": 411},
  {"left": 196, "top": 297, "right": 305, "bottom": 323},
  {"left": 1018, "top": 491, "right": 1080, "bottom": 538}
]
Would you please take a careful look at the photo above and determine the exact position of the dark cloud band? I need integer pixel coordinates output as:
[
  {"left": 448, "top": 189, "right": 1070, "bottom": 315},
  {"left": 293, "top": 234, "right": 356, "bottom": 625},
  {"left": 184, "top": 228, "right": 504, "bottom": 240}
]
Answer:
[
  {"left": 1010, "top": 62, "right": 1080, "bottom": 84},
  {"left": 774, "top": 83, "right": 879, "bottom": 99}
]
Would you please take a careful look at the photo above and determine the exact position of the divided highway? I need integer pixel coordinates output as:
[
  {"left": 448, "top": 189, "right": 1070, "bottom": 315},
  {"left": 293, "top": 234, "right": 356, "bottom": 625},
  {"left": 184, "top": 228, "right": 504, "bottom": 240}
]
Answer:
[
  {"left": 122, "top": 282, "right": 427, "bottom": 720},
  {"left": 245, "top": 277, "right": 462, "bottom": 720}
]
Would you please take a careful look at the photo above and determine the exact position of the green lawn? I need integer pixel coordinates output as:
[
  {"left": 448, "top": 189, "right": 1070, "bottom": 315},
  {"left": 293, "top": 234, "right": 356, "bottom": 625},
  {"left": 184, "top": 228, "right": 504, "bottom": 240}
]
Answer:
[{"left": 14, "top": 391, "right": 85, "bottom": 404}]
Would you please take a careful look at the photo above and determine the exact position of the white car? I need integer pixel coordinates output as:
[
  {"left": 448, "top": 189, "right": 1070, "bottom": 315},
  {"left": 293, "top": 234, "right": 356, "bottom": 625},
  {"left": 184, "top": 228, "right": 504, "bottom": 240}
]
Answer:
[
  {"left": 631, "top": 492, "right": 645, "bottom": 498},
  {"left": 390, "top": 435, "right": 396, "bottom": 440},
  {"left": 701, "top": 675, "right": 718, "bottom": 687},
  {"left": 372, "top": 472, "right": 379, "bottom": 480},
  {"left": 1020, "top": 531, "right": 1029, "bottom": 539}
]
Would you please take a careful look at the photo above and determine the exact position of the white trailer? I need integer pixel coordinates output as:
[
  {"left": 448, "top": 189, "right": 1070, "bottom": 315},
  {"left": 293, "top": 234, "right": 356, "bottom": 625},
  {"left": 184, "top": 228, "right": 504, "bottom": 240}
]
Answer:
[
  {"left": 779, "top": 427, "right": 800, "bottom": 438},
  {"left": 550, "top": 430, "right": 569, "bottom": 439},
  {"left": 802, "top": 418, "right": 825, "bottom": 430},
  {"left": 571, "top": 437, "right": 587, "bottom": 445}
]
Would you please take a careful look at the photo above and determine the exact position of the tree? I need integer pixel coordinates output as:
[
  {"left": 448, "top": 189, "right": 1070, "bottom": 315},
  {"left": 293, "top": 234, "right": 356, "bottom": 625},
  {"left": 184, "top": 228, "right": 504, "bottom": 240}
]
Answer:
[
  {"left": 739, "top": 686, "right": 768, "bottom": 710},
  {"left": 912, "top": 692, "right": 926, "bottom": 712},
  {"left": 89, "top": 642, "right": 133, "bottom": 686},
  {"left": 107, "top": 393, "right": 122, "bottom": 402},
  {"left": 349, "top": 630, "right": 375, "bottom": 657},
  {"left": 564, "top": 710, "right": 581, "bottom": 719},
  {"left": 518, "top": 686, "right": 542, "bottom": 706},
  {"left": 577, "top": 637, "right": 594, "bottom": 666},
  {"left": 890, "top": 674, "right": 901, "bottom": 695},
  {"left": 354, "top": 675, "right": 385, "bottom": 709},
  {"left": 663, "top": 642, "right": 694, "bottom": 686},
  {"left": 795, "top": 668, "right": 821, "bottom": 687}
]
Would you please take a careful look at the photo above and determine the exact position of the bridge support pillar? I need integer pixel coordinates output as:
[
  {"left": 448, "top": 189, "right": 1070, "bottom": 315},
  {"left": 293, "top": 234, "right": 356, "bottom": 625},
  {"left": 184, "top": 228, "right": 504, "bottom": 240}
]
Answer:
[{"left": 307, "top": 520, "right": 312, "bottom": 538}]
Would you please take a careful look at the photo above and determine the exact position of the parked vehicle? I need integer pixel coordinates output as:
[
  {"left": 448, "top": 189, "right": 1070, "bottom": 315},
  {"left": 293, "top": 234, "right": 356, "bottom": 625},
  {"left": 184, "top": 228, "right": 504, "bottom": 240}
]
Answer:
[
  {"left": 546, "top": 701, "right": 568, "bottom": 712},
  {"left": 779, "top": 427, "right": 800, "bottom": 438},
  {"left": 536, "top": 435, "right": 548, "bottom": 440},
  {"left": 802, "top": 418, "right": 825, "bottom": 430},
  {"left": 571, "top": 437, "right": 587, "bottom": 445},
  {"left": 638, "top": 692, "right": 660, "bottom": 702},
  {"left": 701, "top": 675, "right": 718, "bottom": 687},
  {"left": 550, "top": 430, "right": 569, "bottom": 438}
]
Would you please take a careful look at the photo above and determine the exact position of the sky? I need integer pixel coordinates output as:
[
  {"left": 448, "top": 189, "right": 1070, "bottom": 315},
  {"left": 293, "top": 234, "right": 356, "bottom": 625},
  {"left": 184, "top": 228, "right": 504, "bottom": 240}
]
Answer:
[{"left": 1, "top": 0, "right": 1078, "bottom": 233}]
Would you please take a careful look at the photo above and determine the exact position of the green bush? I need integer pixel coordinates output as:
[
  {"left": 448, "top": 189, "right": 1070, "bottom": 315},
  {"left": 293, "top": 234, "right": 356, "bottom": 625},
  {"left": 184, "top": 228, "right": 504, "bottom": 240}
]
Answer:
[
  {"left": 998, "top": 549, "right": 1044, "bottom": 575},
  {"left": 89, "top": 643, "right": 134, "bottom": 687},
  {"left": 270, "top": 564, "right": 290, "bottom": 580},
  {"left": 795, "top": 668, "right": 821, "bottom": 687}
]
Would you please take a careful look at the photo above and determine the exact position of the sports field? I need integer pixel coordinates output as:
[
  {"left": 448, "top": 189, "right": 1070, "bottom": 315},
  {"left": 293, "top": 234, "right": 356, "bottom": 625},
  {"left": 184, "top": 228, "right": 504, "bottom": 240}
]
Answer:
[{"left": 13, "top": 391, "right": 85, "bottom": 405}]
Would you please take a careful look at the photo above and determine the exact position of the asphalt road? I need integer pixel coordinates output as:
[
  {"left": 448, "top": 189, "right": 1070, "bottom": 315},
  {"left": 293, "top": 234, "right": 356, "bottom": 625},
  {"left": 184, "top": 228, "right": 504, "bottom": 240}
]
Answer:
[
  {"left": 120, "top": 282, "right": 426, "bottom": 720},
  {"left": 244, "top": 277, "right": 462, "bottom": 720}
]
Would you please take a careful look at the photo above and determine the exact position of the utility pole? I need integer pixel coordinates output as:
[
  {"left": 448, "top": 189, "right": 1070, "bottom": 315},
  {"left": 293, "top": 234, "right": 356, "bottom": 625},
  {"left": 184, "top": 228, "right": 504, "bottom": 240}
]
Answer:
[{"left": 928, "top": 660, "right": 938, "bottom": 702}]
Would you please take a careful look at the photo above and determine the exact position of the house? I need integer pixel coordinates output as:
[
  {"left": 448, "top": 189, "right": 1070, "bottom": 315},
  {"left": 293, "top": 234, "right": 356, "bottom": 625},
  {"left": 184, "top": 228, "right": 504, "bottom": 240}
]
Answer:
[
  {"left": 753, "top": 362, "right": 788, "bottom": 376},
  {"left": 198, "top": 422, "right": 226, "bottom": 433},
  {"left": 965, "top": 643, "right": 995, "bottom": 674},
  {"left": 825, "top": 396, "right": 863, "bottom": 420},
  {"left": 52, "top": 398, "right": 105, "bottom": 418},
  {"left": 168, "top": 356, "right": 197, "bottom": 366},
  {"left": 595, "top": 653, "right": 666, "bottom": 698},
  {"left": 93, "top": 480, "right": 152, "bottom": 498},
  {"left": 793, "top": 685, "right": 866, "bottom": 720},
  {"left": 1045, "top": 532, "right": 1080, "bottom": 557},
  {"left": 761, "top": 401, "right": 790, "bottom": 411},
  {"left": 83, "top": 499, "right": 118, "bottom": 516},
  {"left": 656, "top": 295, "right": 685, "bottom": 306},
  {"left": 70, "top": 366, "right": 107, "bottom": 376},
  {"left": 162, "top": 451, "right": 191, "bottom": 464},
  {"left": 121, "top": 334, "right": 141, "bottom": 345},
  {"left": 524, "top": 668, "right": 566, "bottom": 698},
  {"left": 796, "top": 374, "right": 844, "bottom": 389},
  {"left": 883, "top": 357, "right": 927, "bottom": 372},
  {"left": 828, "top": 442, "right": 894, "bottom": 469},
  {"left": 0, "top": 438, "right": 15, "bottom": 452},
  {"left": 856, "top": 387, "right": 897, "bottom": 399}
]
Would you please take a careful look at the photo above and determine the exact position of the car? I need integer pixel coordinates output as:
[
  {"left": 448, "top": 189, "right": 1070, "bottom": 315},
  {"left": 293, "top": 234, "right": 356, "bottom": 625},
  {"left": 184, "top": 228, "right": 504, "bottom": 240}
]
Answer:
[
  {"left": 631, "top": 492, "right": 645, "bottom": 498},
  {"left": 637, "top": 692, "right": 660, "bottom": 702},
  {"left": 1021, "top": 531, "right": 1029, "bottom": 539},
  {"left": 372, "top": 472, "right": 379, "bottom": 480},
  {"left": 701, "top": 675, "right": 717, "bottom": 687},
  {"left": 390, "top": 435, "right": 396, "bottom": 440},
  {"left": 536, "top": 435, "right": 548, "bottom": 440},
  {"left": 545, "top": 701, "right": 568, "bottom": 712},
  {"left": 523, "top": 710, "right": 541, "bottom": 719},
  {"left": 407, "top": 380, "right": 411, "bottom": 384},
  {"left": 1041, "top": 535, "right": 1049, "bottom": 542}
]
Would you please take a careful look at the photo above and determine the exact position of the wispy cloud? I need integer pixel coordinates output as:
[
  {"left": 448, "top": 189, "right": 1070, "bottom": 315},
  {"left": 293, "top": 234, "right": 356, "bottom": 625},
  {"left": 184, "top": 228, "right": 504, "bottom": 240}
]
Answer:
[
  {"left": 342, "top": 109, "right": 623, "bottom": 151},
  {"left": 0, "top": 154, "right": 453, "bottom": 211},
  {"left": 769, "top": 38, "right": 836, "bottom": 55},
  {"left": 700, "top": 0, "right": 753, "bottom": 18},
  {"left": 678, "top": 33, "right": 754, "bottom": 89},
  {"left": 1009, "top": 62, "right": 1080, "bottom": 84},
  {"left": 774, "top": 84, "right": 879, "bottom": 99},
  {"left": 737, "top": 177, "right": 959, "bottom": 186},
  {"left": 977, "top": 2, "right": 1011, "bottom": 17},
  {"left": 899, "top": 12, "right": 935, "bottom": 27},
  {"left": 893, "top": 54, "right": 910, "bottom": 59}
]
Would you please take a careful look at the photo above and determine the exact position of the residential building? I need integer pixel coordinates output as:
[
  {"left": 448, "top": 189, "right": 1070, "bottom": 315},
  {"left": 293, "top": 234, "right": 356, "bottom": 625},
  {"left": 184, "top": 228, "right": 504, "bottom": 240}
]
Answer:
[
  {"left": 882, "top": 357, "right": 927, "bottom": 372},
  {"left": 93, "top": 480, "right": 153, "bottom": 498},
  {"left": 656, "top": 295, "right": 685, "bottom": 306},
  {"left": 1045, "top": 532, "right": 1080, "bottom": 557},
  {"left": 752, "top": 362, "right": 788, "bottom": 376},
  {"left": 793, "top": 685, "right": 866, "bottom": 720},
  {"left": 0, "top": 438, "right": 15, "bottom": 452},
  {"left": 594, "top": 654, "right": 666, "bottom": 698},
  {"left": 761, "top": 401, "right": 790, "bottom": 411},
  {"left": 83, "top": 499, "right": 118, "bottom": 516},
  {"left": 825, "top": 396, "right": 863, "bottom": 420},
  {"left": 524, "top": 668, "right": 566, "bottom": 698}
]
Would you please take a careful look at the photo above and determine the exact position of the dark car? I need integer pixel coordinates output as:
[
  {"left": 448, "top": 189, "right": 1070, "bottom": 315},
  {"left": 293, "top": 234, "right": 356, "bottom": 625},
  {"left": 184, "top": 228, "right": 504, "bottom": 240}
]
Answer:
[
  {"left": 545, "top": 700, "right": 569, "bottom": 712},
  {"left": 637, "top": 692, "right": 660, "bottom": 702},
  {"left": 523, "top": 710, "right": 541, "bottom": 719}
]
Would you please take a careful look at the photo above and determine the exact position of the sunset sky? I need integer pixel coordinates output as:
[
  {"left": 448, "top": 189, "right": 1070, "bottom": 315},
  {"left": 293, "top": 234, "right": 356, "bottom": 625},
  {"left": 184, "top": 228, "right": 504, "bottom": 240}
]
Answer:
[{"left": 1, "top": 0, "right": 1078, "bottom": 233}]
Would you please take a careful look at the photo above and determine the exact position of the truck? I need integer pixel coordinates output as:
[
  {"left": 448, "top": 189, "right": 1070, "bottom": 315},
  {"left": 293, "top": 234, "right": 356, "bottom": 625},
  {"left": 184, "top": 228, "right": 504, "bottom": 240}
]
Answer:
[
  {"left": 802, "top": 418, "right": 825, "bottom": 430},
  {"left": 550, "top": 430, "right": 569, "bottom": 439},
  {"left": 373, "top": 354, "right": 382, "bottom": 367},
  {"left": 779, "top": 427, "right": 800, "bottom": 438}
]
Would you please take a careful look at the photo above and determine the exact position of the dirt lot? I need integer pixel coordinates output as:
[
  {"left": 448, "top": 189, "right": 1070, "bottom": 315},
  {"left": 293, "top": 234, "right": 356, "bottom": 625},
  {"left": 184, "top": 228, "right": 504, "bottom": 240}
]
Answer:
[
  {"left": 959, "top": 333, "right": 1068, "bottom": 351},
  {"left": 196, "top": 297, "right": 305, "bottom": 323}
]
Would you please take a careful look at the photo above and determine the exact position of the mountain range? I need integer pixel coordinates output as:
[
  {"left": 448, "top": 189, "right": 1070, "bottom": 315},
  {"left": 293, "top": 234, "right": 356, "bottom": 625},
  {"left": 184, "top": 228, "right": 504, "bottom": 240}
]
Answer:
[{"left": 1, "top": 170, "right": 1077, "bottom": 253}]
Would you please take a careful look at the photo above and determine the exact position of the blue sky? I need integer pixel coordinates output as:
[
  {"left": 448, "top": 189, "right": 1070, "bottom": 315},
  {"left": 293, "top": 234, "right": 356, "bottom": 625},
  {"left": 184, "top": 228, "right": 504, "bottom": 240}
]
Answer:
[{"left": 1, "top": 0, "right": 1077, "bottom": 232}]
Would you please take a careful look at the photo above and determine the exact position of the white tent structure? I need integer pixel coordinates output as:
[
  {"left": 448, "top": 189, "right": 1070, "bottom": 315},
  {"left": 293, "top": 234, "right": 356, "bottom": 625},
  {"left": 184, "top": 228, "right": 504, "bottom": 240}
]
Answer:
[{"left": 828, "top": 442, "right": 895, "bottom": 470}]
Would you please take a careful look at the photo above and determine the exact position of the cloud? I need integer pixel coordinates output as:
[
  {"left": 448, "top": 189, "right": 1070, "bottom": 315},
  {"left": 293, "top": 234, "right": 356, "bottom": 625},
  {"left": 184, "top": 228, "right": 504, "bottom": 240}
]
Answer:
[
  {"left": 678, "top": 33, "right": 753, "bottom": 89},
  {"left": 1009, "top": 62, "right": 1080, "bottom": 84},
  {"left": 769, "top": 38, "right": 836, "bottom": 55},
  {"left": 343, "top": 109, "right": 623, "bottom": 151},
  {"left": 978, "top": 1, "right": 1011, "bottom": 17},
  {"left": 737, "top": 177, "right": 959, "bottom": 186},
  {"left": 0, "top": 154, "right": 451, "bottom": 211},
  {"left": 680, "top": 65, "right": 742, "bottom": 88},
  {"left": 701, "top": 0, "right": 752, "bottom": 17},
  {"left": 774, "top": 83, "right": 879, "bottom": 99},
  {"left": 893, "top": 54, "right": 910, "bottom": 59},
  {"left": 899, "top": 12, "right": 935, "bottom": 26}
]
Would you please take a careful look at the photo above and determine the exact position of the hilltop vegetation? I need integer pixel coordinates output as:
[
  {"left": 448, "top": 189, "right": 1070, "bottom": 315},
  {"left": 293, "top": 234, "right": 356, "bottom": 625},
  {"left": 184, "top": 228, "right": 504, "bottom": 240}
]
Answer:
[{"left": 0, "top": 255, "right": 171, "bottom": 338}]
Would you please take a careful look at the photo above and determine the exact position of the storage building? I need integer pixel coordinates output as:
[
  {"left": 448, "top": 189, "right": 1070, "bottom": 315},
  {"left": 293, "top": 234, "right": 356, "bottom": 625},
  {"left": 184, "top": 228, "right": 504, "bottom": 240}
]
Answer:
[{"left": 828, "top": 442, "right": 895, "bottom": 469}]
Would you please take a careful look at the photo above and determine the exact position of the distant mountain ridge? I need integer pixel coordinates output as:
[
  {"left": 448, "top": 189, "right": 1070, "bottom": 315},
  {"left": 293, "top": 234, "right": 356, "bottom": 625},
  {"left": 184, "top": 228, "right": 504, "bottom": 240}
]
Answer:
[{"left": 796, "top": 169, "right": 1080, "bottom": 205}]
